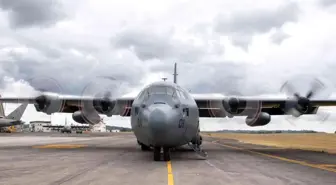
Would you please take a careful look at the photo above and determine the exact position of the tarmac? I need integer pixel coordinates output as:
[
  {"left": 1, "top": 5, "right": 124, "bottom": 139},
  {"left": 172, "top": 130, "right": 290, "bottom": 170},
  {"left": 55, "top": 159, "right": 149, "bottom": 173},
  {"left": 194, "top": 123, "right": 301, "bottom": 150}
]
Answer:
[{"left": 0, "top": 132, "right": 335, "bottom": 185}]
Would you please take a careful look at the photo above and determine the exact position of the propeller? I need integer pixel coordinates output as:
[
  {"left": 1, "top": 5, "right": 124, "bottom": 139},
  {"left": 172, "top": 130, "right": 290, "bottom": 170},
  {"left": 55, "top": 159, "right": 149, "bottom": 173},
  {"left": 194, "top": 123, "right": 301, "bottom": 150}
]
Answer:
[
  {"left": 280, "top": 76, "right": 332, "bottom": 125},
  {"left": 80, "top": 76, "right": 123, "bottom": 124},
  {"left": 26, "top": 76, "right": 65, "bottom": 114},
  {"left": 222, "top": 92, "right": 261, "bottom": 116}
]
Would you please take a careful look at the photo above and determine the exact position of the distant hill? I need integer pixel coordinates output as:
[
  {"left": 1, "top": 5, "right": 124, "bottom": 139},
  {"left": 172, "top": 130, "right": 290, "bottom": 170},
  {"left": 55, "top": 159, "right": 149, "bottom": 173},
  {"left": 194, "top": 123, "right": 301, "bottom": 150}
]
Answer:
[{"left": 203, "top": 130, "right": 322, "bottom": 134}]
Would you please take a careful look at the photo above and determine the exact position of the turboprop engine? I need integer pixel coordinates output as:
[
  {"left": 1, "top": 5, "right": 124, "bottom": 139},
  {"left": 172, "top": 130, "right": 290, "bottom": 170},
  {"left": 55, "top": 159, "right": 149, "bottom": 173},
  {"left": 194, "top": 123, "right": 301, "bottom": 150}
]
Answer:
[
  {"left": 33, "top": 91, "right": 116, "bottom": 117},
  {"left": 245, "top": 112, "right": 271, "bottom": 127},
  {"left": 72, "top": 111, "right": 101, "bottom": 124},
  {"left": 33, "top": 93, "right": 64, "bottom": 115}
]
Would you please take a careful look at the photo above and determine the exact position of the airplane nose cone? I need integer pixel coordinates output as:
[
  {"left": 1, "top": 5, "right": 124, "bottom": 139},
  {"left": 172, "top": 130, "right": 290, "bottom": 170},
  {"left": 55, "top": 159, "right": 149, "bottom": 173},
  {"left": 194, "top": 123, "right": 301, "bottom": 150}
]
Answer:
[{"left": 148, "top": 107, "right": 168, "bottom": 133}]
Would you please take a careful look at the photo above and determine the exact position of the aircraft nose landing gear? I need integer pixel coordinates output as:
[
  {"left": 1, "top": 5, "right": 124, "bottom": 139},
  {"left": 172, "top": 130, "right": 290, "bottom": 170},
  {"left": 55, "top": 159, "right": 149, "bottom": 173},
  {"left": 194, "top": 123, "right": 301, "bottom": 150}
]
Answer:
[
  {"left": 154, "top": 147, "right": 161, "bottom": 161},
  {"left": 163, "top": 147, "right": 171, "bottom": 161},
  {"left": 153, "top": 147, "right": 171, "bottom": 161}
]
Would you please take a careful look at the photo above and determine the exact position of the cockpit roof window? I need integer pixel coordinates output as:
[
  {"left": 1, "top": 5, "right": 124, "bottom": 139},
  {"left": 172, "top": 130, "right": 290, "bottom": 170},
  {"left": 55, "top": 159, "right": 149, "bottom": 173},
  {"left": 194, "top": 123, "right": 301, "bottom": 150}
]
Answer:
[
  {"left": 148, "top": 85, "right": 176, "bottom": 96},
  {"left": 137, "top": 89, "right": 149, "bottom": 101}
]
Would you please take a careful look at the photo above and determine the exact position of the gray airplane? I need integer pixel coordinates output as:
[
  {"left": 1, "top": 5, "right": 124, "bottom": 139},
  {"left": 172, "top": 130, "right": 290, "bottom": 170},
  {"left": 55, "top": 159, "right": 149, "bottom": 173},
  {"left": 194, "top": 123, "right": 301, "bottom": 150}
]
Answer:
[
  {"left": 1, "top": 63, "right": 336, "bottom": 161},
  {"left": 0, "top": 98, "right": 28, "bottom": 127}
]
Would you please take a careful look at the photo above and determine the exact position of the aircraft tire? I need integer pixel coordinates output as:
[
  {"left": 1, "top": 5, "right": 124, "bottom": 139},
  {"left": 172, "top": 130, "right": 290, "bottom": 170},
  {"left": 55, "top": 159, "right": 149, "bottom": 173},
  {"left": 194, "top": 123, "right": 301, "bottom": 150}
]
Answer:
[
  {"left": 163, "top": 147, "right": 171, "bottom": 161},
  {"left": 153, "top": 147, "right": 161, "bottom": 161}
]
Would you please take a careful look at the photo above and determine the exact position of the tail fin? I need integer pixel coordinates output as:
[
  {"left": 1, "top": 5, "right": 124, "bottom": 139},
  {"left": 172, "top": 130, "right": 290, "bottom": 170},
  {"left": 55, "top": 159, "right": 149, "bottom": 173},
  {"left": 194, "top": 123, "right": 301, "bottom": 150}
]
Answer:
[
  {"left": 6, "top": 103, "right": 28, "bottom": 120},
  {"left": 173, "top": 62, "right": 178, "bottom": 84},
  {"left": 0, "top": 94, "right": 5, "bottom": 118}
]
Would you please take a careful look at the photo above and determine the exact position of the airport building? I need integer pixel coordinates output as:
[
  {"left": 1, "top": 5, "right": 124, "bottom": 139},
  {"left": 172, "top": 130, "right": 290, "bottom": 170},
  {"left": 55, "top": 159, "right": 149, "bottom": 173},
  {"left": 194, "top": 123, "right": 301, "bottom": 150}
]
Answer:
[
  {"left": 30, "top": 121, "right": 52, "bottom": 132},
  {"left": 92, "top": 123, "right": 107, "bottom": 132}
]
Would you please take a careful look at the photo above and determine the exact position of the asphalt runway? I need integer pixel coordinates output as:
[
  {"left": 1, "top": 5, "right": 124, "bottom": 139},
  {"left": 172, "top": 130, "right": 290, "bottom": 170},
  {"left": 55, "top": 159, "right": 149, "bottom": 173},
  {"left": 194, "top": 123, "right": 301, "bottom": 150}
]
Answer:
[{"left": 0, "top": 133, "right": 335, "bottom": 185}]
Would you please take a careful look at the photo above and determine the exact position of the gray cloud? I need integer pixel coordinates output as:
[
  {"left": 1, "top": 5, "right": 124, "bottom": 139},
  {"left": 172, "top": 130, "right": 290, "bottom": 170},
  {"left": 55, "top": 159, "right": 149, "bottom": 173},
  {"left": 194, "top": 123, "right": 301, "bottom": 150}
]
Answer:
[
  {"left": 111, "top": 28, "right": 223, "bottom": 62},
  {"left": 270, "top": 29, "right": 291, "bottom": 45},
  {"left": 0, "top": 0, "right": 335, "bottom": 132},
  {"left": 0, "top": 42, "right": 146, "bottom": 96},
  {"left": 0, "top": 0, "right": 66, "bottom": 28},
  {"left": 147, "top": 61, "right": 279, "bottom": 96},
  {"left": 319, "top": 0, "right": 336, "bottom": 7},
  {"left": 214, "top": 2, "right": 299, "bottom": 49},
  {"left": 0, "top": 0, "right": 334, "bottom": 99}
]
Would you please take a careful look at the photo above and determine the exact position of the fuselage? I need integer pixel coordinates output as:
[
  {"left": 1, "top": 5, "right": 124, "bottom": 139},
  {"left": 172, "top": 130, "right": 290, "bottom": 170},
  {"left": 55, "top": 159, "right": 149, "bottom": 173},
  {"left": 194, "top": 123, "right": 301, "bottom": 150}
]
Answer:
[
  {"left": 0, "top": 119, "right": 24, "bottom": 127},
  {"left": 130, "top": 81, "right": 199, "bottom": 148}
]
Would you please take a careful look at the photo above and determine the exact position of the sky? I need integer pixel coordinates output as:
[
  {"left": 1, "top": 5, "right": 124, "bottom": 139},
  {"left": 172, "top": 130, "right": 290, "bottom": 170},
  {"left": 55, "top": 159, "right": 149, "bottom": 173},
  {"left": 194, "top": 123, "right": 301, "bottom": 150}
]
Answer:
[{"left": 0, "top": 0, "right": 336, "bottom": 132}]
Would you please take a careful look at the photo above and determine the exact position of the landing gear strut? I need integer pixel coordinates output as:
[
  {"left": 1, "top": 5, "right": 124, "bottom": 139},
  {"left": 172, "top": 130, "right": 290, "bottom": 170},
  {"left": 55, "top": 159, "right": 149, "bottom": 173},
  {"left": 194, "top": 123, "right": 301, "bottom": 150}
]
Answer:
[
  {"left": 153, "top": 147, "right": 171, "bottom": 161},
  {"left": 163, "top": 147, "right": 171, "bottom": 161},
  {"left": 188, "top": 135, "right": 207, "bottom": 159},
  {"left": 153, "top": 147, "right": 161, "bottom": 161}
]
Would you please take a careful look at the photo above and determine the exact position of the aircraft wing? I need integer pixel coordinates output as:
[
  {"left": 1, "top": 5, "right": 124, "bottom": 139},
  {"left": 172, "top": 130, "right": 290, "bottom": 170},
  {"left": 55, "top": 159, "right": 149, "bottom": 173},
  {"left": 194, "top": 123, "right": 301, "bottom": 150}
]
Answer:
[
  {"left": 0, "top": 93, "right": 135, "bottom": 117},
  {"left": 2, "top": 92, "right": 336, "bottom": 118},
  {"left": 192, "top": 93, "right": 336, "bottom": 117}
]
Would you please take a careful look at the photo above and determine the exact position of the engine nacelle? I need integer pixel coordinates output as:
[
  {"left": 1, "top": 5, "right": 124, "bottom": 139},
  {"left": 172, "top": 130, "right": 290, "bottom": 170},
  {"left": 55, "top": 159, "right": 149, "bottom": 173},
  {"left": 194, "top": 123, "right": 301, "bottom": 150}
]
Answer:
[
  {"left": 33, "top": 94, "right": 64, "bottom": 115},
  {"left": 72, "top": 111, "right": 100, "bottom": 124},
  {"left": 92, "top": 98, "right": 116, "bottom": 117},
  {"left": 222, "top": 97, "right": 240, "bottom": 114},
  {"left": 245, "top": 112, "right": 271, "bottom": 127}
]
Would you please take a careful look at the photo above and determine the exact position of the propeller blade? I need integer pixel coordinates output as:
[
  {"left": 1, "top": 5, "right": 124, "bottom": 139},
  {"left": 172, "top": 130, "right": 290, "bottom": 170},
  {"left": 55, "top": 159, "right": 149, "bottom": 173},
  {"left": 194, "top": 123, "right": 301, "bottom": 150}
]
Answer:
[
  {"left": 306, "top": 90, "right": 313, "bottom": 99},
  {"left": 293, "top": 93, "right": 301, "bottom": 99},
  {"left": 280, "top": 81, "right": 297, "bottom": 96},
  {"left": 305, "top": 78, "right": 325, "bottom": 99}
]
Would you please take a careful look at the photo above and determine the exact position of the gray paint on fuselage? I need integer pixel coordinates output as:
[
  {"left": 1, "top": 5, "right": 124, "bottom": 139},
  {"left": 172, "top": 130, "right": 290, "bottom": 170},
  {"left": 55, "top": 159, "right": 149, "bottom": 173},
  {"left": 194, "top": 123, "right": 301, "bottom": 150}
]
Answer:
[{"left": 131, "top": 81, "right": 199, "bottom": 148}]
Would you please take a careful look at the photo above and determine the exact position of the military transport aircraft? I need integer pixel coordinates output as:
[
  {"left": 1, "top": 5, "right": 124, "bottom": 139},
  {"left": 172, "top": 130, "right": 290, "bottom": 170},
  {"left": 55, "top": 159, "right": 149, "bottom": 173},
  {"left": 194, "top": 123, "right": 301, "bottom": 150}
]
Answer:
[
  {"left": 0, "top": 95, "right": 28, "bottom": 128},
  {"left": 0, "top": 63, "right": 336, "bottom": 161}
]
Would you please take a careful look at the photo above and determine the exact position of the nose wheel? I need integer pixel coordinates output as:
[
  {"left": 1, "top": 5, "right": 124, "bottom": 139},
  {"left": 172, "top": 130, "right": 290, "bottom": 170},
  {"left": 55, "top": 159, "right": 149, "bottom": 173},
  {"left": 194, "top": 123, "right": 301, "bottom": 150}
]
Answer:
[
  {"left": 153, "top": 147, "right": 171, "bottom": 161},
  {"left": 163, "top": 147, "right": 171, "bottom": 161},
  {"left": 154, "top": 147, "right": 161, "bottom": 161}
]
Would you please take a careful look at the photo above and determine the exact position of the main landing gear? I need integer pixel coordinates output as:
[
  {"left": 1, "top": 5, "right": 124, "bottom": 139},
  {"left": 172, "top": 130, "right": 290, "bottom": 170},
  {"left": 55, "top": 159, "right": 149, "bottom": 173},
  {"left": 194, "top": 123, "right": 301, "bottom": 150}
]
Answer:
[
  {"left": 188, "top": 135, "right": 208, "bottom": 158},
  {"left": 153, "top": 147, "right": 171, "bottom": 161}
]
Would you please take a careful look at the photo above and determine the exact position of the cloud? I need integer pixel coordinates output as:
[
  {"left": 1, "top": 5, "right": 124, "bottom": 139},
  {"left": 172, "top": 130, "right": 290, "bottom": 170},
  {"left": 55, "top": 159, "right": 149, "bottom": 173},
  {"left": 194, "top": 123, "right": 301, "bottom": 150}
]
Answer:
[
  {"left": 214, "top": 1, "right": 299, "bottom": 49},
  {"left": 111, "top": 27, "right": 223, "bottom": 62},
  {"left": 0, "top": 0, "right": 336, "bottom": 132},
  {"left": 319, "top": 0, "right": 336, "bottom": 7},
  {"left": 0, "top": 0, "right": 67, "bottom": 28},
  {"left": 269, "top": 29, "right": 291, "bottom": 45}
]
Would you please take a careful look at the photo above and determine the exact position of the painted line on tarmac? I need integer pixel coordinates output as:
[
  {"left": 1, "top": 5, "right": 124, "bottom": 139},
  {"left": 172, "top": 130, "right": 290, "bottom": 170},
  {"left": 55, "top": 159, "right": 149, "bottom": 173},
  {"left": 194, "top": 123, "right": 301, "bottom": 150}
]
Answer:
[
  {"left": 33, "top": 144, "right": 87, "bottom": 149},
  {"left": 211, "top": 140, "right": 336, "bottom": 173},
  {"left": 167, "top": 161, "right": 175, "bottom": 185}
]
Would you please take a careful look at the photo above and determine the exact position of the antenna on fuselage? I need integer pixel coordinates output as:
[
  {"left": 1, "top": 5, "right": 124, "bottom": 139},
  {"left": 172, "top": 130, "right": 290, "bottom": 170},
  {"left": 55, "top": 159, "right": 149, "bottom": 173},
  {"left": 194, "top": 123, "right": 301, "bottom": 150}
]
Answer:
[
  {"left": 162, "top": 77, "right": 167, "bottom": 81},
  {"left": 173, "top": 62, "right": 178, "bottom": 84}
]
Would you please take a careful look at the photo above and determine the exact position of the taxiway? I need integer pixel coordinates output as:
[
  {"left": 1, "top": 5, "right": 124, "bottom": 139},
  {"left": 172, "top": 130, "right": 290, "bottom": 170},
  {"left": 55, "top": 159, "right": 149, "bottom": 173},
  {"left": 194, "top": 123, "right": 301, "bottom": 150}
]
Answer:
[{"left": 0, "top": 133, "right": 335, "bottom": 185}]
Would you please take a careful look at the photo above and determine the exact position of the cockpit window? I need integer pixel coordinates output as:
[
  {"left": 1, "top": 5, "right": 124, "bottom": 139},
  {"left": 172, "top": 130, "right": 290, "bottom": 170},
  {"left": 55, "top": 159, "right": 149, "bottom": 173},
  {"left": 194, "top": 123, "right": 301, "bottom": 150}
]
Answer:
[
  {"left": 137, "top": 89, "right": 149, "bottom": 101},
  {"left": 177, "top": 88, "right": 189, "bottom": 99},
  {"left": 148, "top": 86, "right": 177, "bottom": 96}
]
